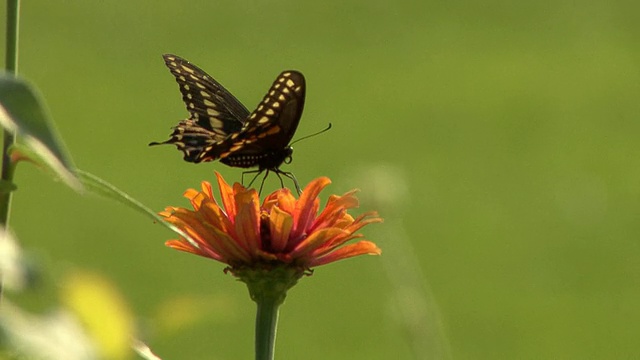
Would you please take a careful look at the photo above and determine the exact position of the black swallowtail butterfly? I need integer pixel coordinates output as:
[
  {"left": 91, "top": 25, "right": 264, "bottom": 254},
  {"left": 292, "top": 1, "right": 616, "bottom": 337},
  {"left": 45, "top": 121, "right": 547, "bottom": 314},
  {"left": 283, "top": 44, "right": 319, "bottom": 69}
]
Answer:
[{"left": 150, "top": 54, "right": 305, "bottom": 194}]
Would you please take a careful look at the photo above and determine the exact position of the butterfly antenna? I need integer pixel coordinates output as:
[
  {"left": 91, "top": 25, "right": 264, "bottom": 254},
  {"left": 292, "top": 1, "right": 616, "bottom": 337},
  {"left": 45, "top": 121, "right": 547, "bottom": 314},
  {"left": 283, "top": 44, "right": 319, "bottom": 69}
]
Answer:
[{"left": 289, "top": 123, "right": 332, "bottom": 146}]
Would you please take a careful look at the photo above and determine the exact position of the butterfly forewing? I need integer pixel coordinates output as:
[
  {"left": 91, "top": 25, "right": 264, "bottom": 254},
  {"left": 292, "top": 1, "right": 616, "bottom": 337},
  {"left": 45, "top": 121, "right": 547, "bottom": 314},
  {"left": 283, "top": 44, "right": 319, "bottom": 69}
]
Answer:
[
  {"left": 162, "top": 54, "right": 248, "bottom": 137},
  {"left": 219, "top": 71, "right": 306, "bottom": 160}
]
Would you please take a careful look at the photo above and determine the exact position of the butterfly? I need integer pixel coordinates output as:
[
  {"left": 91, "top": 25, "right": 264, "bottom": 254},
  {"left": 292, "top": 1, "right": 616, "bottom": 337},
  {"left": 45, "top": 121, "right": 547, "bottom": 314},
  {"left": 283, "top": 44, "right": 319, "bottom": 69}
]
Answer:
[{"left": 150, "top": 54, "right": 305, "bottom": 194}]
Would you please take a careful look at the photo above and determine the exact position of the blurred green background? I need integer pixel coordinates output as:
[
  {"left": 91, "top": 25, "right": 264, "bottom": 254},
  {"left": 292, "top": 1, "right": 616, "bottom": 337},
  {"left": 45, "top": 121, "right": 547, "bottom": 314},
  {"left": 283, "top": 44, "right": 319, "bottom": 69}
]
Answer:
[{"left": 3, "top": 0, "right": 640, "bottom": 358}]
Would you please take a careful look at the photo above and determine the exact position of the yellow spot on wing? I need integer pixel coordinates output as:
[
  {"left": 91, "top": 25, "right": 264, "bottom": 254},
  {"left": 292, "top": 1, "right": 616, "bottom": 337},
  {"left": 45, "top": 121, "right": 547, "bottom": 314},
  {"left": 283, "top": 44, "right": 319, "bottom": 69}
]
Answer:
[
  {"left": 210, "top": 118, "right": 224, "bottom": 129},
  {"left": 203, "top": 99, "right": 215, "bottom": 107},
  {"left": 207, "top": 108, "right": 220, "bottom": 116},
  {"left": 200, "top": 91, "right": 211, "bottom": 98},
  {"left": 181, "top": 65, "right": 195, "bottom": 74},
  {"left": 286, "top": 79, "right": 295, "bottom": 87}
]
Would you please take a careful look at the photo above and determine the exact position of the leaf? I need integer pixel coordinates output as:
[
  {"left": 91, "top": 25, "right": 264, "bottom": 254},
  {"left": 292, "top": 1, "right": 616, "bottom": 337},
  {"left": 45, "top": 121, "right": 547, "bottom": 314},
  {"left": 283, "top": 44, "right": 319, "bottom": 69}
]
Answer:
[{"left": 0, "top": 74, "right": 81, "bottom": 191}]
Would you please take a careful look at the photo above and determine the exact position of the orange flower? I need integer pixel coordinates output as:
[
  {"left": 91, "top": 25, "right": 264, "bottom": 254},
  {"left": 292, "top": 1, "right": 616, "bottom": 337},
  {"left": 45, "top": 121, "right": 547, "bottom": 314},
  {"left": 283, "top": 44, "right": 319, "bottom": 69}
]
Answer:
[{"left": 160, "top": 173, "right": 382, "bottom": 271}]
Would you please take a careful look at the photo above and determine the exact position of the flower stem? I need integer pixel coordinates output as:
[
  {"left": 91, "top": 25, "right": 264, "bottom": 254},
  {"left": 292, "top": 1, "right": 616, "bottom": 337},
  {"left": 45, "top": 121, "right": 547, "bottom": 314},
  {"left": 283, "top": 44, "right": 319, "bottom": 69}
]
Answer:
[
  {"left": 254, "top": 295, "right": 281, "bottom": 360},
  {"left": 0, "top": 0, "right": 20, "bottom": 227}
]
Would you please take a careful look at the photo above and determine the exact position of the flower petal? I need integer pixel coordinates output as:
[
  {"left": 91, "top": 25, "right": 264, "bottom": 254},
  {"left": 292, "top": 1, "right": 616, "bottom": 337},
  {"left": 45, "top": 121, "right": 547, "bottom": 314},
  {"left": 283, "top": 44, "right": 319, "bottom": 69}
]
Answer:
[
  {"left": 311, "top": 191, "right": 359, "bottom": 231},
  {"left": 276, "top": 188, "right": 296, "bottom": 215},
  {"left": 308, "top": 241, "right": 381, "bottom": 267},
  {"left": 215, "top": 172, "right": 236, "bottom": 221},
  {"left": 165, "top": 239, "right": 224, "bottom": 262},
  {"left": 164, "top": 208, "right": 251, "bottom": 263},
  {"left": 198, "top": 199, "right": 234, "bottom": 237},
  {"left": 291, "top": 177, "right": 331, "bottom": 240},
  {"left": 201, "top": 180, "right": 214, "bottom": 199},
  {"left": 183, "top": 189, "right": 202, "bottom": 210},
  {"left": 269, "top": 205, "right": 293, "bottom": 253},
  {"left": 289, "top": 227, "right": 348, "bottom": 259},
  {"left": 234, "top": 188, "right": 261, "bottom": 254}
]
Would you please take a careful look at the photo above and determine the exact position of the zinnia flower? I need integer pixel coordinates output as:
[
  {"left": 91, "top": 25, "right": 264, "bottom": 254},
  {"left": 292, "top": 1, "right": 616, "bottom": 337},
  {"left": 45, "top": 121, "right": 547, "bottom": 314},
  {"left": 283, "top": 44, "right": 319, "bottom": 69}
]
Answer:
[{"left": 160, "top": 172, "right": 382, "bottom": 275}]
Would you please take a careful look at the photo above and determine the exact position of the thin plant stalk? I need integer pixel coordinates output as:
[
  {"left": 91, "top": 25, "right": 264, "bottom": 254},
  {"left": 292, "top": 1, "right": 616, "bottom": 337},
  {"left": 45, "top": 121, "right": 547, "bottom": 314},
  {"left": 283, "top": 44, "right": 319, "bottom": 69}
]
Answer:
[
  {"left": 0, "top": 0, "right": 20, "bottom": 302},
  {"left": 1, "top": 0, "right": 20, "bottom": 226}
]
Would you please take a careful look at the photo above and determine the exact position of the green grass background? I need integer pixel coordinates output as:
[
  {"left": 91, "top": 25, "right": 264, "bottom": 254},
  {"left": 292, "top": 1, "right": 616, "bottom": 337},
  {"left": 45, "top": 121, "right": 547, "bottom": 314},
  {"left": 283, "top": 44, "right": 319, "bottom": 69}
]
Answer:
[{"left": 3, "top": 0, "right": 640, "bottom": 358}]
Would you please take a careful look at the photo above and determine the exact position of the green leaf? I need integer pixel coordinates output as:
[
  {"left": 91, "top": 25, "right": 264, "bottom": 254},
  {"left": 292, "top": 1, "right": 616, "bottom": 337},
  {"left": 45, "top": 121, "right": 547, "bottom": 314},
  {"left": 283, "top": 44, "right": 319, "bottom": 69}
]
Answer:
[
  {"left": 0, "top": 75, "right": 81, "bottom": 191},
  {"left": 76, "top": 170, "right": 194, "bottom": 243}
]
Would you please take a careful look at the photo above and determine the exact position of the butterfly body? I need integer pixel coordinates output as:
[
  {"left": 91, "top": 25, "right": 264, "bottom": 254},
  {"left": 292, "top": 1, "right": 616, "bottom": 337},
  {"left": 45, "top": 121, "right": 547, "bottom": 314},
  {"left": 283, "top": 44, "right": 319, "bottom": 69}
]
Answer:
[{"left": 151, "top": 54, "right": 305, "bottom": 192}]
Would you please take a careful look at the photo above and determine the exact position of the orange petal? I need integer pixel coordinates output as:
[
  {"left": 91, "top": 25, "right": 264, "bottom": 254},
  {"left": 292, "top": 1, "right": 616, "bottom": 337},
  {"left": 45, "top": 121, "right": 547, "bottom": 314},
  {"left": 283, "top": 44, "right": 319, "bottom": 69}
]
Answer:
[
  {"left": 201, "top": 181, "right": 215, "bottom": 202},
  {"left": 291, "top": 177, "right": 331, "bottom": 240},
  {"left": 276, "top": 188, "right": 296, "bottom": 215},
  {"left": 215, "top": 172, "right": 236, "bottom": 221},
  {"left": 168, "top": 210, "right": 250, "bottom": 263},
  {"left": 346, "top": 212, "right": 383, "bottom": 234},
  {"left": 204, "top": 223, "right": 253, "bottom": 263},
  {"left": 308, "top": 241, "right": 381, "bottom": 267},
  {"left": 234, "top": 189, "right": 261, "bottom": 253},
  {"left": 289, "top": 227, "right": 348, "bottom": 258},
  {"left": 312, "top": 192, "right": 359, "bottom": 231},
  {"left": 198, "top": 201, "right": 235, "bottom": 238},
  {"left": 269, "top": 205, "right": 293, "bottom": 252},
  {"left": 165, "top": 239, "right": 224, "bottom": 262}
]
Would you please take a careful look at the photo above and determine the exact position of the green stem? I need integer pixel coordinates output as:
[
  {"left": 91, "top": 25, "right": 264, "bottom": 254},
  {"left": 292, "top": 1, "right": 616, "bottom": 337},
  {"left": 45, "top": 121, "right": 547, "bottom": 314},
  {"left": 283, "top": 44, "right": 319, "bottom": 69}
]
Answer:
[
  {"left": 0, "top": 0, "right": 20, "bottom": 226},
  {"left": 255, "top": 296, "right": 281, "bottom": 360},
  {"left": 0, "top": 0, "right": 20, "bottom": 303}
]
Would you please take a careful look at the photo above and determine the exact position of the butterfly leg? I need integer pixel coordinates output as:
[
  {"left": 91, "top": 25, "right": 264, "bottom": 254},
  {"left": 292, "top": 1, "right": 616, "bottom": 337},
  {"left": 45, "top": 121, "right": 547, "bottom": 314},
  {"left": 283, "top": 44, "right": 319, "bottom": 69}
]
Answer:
[
  {"left": 258, "top": 170, "right": 270, "bottom": 195},
  {"left": 276, "top": 170, "right": 302, "bottom": 195},
  {"left": 243, "top": 169, "right": 263, "bottom": 188}
]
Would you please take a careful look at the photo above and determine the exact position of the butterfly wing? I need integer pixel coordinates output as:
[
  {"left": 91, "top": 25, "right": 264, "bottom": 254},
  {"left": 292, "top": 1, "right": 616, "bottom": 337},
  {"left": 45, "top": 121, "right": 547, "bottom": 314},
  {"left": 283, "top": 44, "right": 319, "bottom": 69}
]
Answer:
[
  {"left": 151, "top": 54, "right": 252, "bottom": 162},
  {"left": 162, "top": 54, "right": 249, "bottom": 135},
  {"left": 219, "top": 70, "right": 306, "bottom": 161}
]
